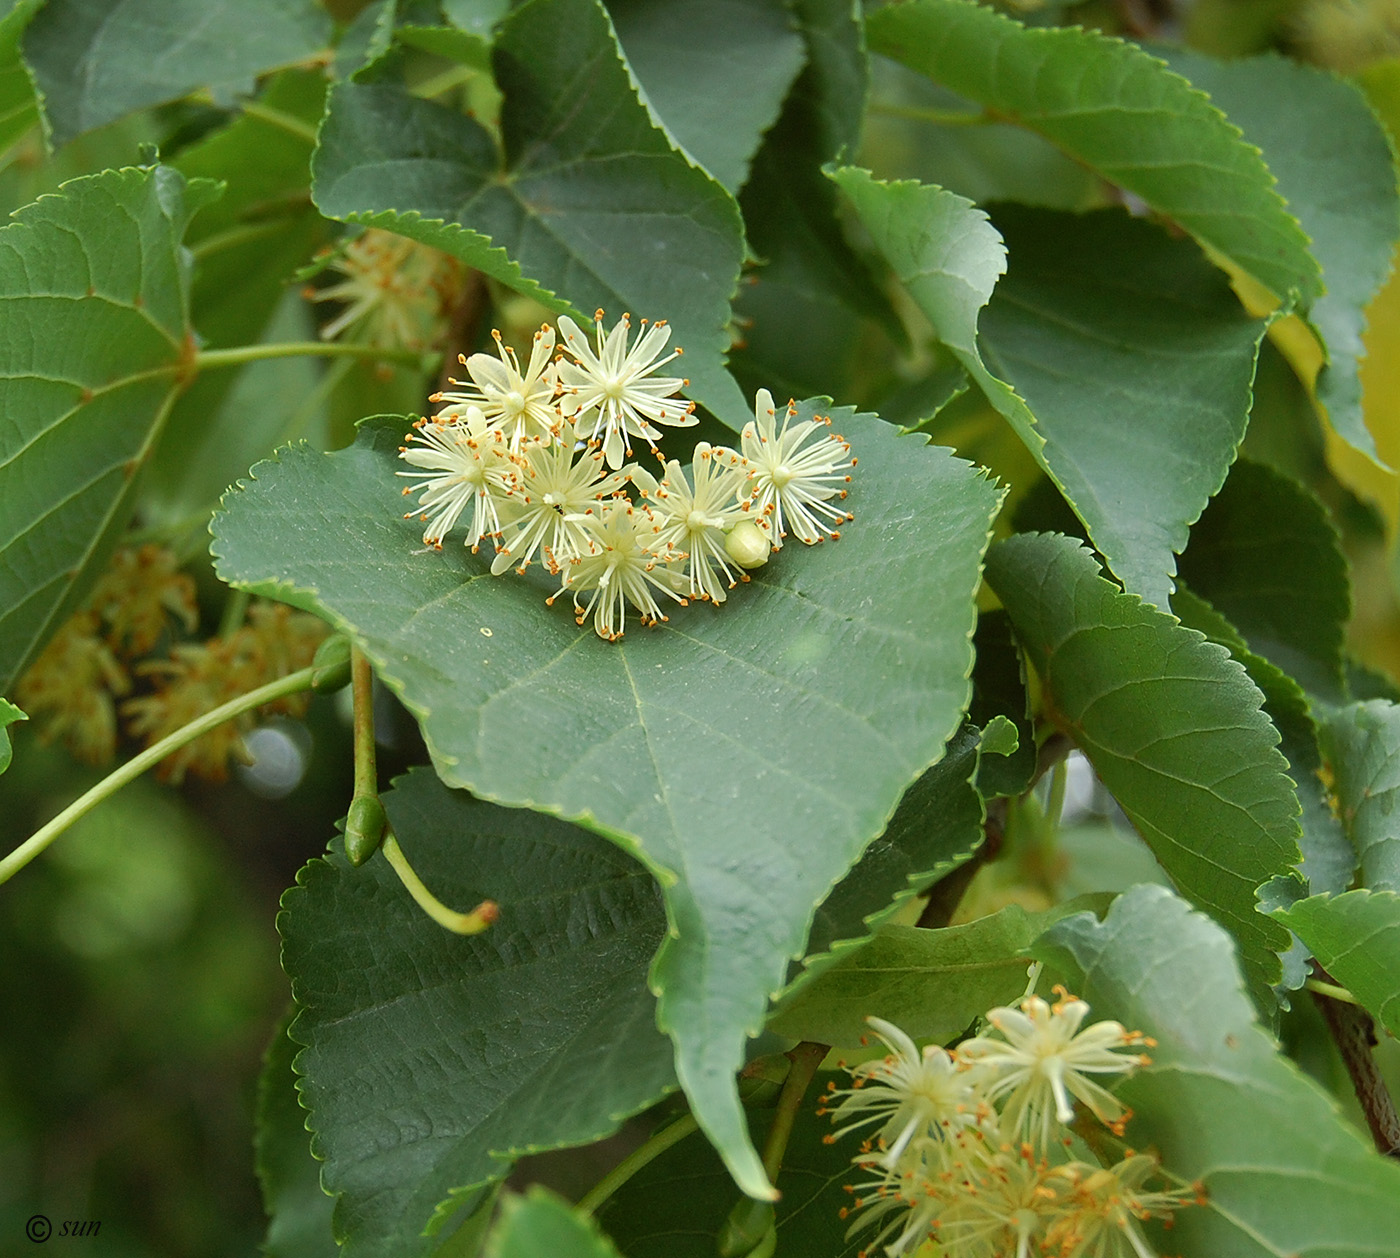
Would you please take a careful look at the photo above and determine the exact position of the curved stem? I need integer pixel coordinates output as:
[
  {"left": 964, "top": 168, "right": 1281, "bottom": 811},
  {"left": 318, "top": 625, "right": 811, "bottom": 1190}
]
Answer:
[
  {"left": 351, "top": 645, "right": 377, "bottom": 801},
  {"left": 381, "top": 832, "right": 499, "bottom": 934},
  {"left": 868, "top": 101, "right": 995, "bottom": 127},
  {"left": 1305, "top": 978, "right": 1361, "bottom": 1006},
  {"left": 0, "top": 666, "right": 318, "bottom": 885},
  {"left": 195, "top": 341, "right": 430, "bottom": 371},
  {"left": 762, "top": 1041, "right": 829, "bottom": 1185},
  {"left": 236, "top": 98, "right": 319, "bottom": 144},
  {"left": 577, "top": 1113, "right": 700, "bottom": 1216}
]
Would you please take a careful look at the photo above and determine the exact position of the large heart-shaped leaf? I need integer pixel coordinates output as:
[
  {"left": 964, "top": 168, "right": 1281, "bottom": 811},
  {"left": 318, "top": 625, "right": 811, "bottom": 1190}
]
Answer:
[
  {"left": 985, "top": 532, "right": 1301, "bottom": 1008},
  {"left": 311, "top": 0, "right": 748, "bottom": 428},
  {"left": 834, "top": 165, "right": 1269, "bottom": 610},
  {"left": 280, "top": 769, "right": 675, "bottom": 1257},
  {"left": 213, "top": 405, "right": 1001, "bottom": 1198},
  {"left": 0, "top": 165, "right": 219, "bottom": 693},
  {"left": 22, "top": 0, "right": 330, "bottom": 147},
  {"left": 866, "top": 0, "right": 1320, "bottom": 307},
  {"left": 1038, "top": 885, "right": 1400, "bottom": 1255},
  {"left": 1161, "top": 48, "right": 1400, "bottom": 463}
]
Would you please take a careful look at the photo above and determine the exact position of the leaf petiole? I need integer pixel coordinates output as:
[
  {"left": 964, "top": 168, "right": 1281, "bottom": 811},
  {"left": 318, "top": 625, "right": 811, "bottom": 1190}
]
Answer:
[
  {"left": 0, "top": 665, "right": 318, "bottom": 886},
  {"left": 381, "top": 832, "right": 499, "bottom": 934},
  {"left": 576, "top": 1112, "right": 700, "bottom": 1216},
  {"left": 194, "top": 341, "right": 432, "bottom": 372}
]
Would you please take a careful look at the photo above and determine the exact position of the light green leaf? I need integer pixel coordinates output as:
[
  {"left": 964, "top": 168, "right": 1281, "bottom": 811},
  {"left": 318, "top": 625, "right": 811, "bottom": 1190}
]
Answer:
[
  {"left": 0, "top": 1, "right": 40, "bottom": 162},
  {"left": 985, "top": 532, "right": 1302, "bottom": 1008},
  {"left": 1277, "top": 889, "right": 1400, "bottom": 1038},
  {"left": 835, "top": 163, "right": 1269, "bottom": 610},
  {"left": 769, "top": 903, "right": 1056, "bottom": 1048},
  {"left": 22, "top": 0, "right": 331, "bottom": 148},
  {"left": 866, "top": 0, "right": 1320, "bottom": 306},
  {"left": 782, "top": 723, "right": 985, "bottom": 1001},
  {"left": 609, "top": 0, "right": 804, "bottom": 195},
  {"left": 0, "top": 697, "right": 24, "bottom": 774},
  {"left": 1161, "top": 48, "right": 1400, "bottom": 463},
  {"left": 1038, "top": 885, "right": 1400, "bottom": 1255},
  {"left": 1178, "top": 458, "right": 1350, "bottom": 699},
  {"left": 311, "top": 0, "right": 748, "bottom": 428},
  {"left": 486, "top": 1190, "right": 624, "bottom": 1258},
  {"left": 0, "top": 165, "right": 220, "bottom": 693},
  {"left": 213, "top": 406, "right": 1001, "bottom": 1199},
  {"left": 255, "top": 1015, "right": 337, "bottom": 1258},
  {"left": 281, "top": 768, "right": 675, "bottom": 1257},
  {"left": 1319, "top": 700, "right": 1400, "bottom": 893}
]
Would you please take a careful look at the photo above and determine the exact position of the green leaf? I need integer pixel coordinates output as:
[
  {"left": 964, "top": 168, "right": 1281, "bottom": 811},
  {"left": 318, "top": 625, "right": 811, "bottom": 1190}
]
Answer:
[
  {"left": 22, "top": 0, "right": 331, "bottom": 148},
  {"left": 769, "top": 902, "right": 1058, "bottom": 1048},
  {"left": 486, "top": 1189, "right": 624, "bottom": 1258},
  {"left": 281, "top": 768, "right": 676, "bottom": 1257},
  {"left": 1318, "top": 700, "right": 1400, "bottom": 893},
  {"left": 0, "top": 165, "right": 219, "bottom": 694},
  {"left": 608, "top": 0, "right": 804, "bottom": 195},
  {"left": 213, "top": 406, "right": 1001, "bottom": 1199},
  {"left": 1277, "top": 889, "right": 1400, "bottom": 1038},
  {"left": 311, "top": 0, "right": 748, "bottom": 428},
  {"left": 0, "top": 697, "right": 25, "bottom": 774},
  {"left": 442, "top": 0, "right": 508, "bottom": 36},
  {"left": 783, "top": 722, "right": 985, "bottom": 998},
  {"left": 1161, "top": 48, "right": 1400, "bottom": 462},
  {"left": 1038, "top": 885, "right": 1400, "bottom": 1255},
  {"left": 0, "top": 1, "right": 40, "bottom": 161},
  {"left": 598, "top": 1106, "right": 854, "bottom": 1258},
  {"left": 866, "top": 0, "right": 1321, "bottom": 306},
  {"left": 149, "top": 69, "right": 329, "bottom": 520},
  {"left": 835, "top": 163, "right": 1269, "bottom": 610},
  {"left": 255, "top": 1014, "right": 337, "bottom": 1258},
  {"left": 1178, "top": 458, "right": 1350, "bottom": 699},
  {"left": 969, "top": 610, "right": 1035, "bottom": 798},
  {"left": 985, "top": 532, "right": 1302, "bottom": 1009}
]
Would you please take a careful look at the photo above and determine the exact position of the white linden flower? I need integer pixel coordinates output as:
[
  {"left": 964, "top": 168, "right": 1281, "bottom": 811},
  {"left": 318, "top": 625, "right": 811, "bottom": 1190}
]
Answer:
[
  {"left": 958, "top": 987, "right": 1153, "bottom": 1153},
  {"left": 311, "top": 229, "right": 460, "bottom": 350},
  {"left": 550, "top": 499, "right": 687, "bottom": 640},
  {"left": 490, "top": 428, "right": 631, "bottom": 575},
  {"left": 635, "top": 443, "right": 751, "bottom": 604},
  {"left": 1045, "top": 1155, "right": 1201, "bottom": 1258},
  {"left": 556, "top": 310, "right": 697, "bottom": 469},
  {"left": 433, "top": 324, "right": 562, "bottom": 450},
  {"left": 740, "top": 388, "right": 855, "bottom": 547},
  {"left": 397, "top": 408, "right": 516, "bottom": 550},
  {"left": 819, "top": 1017, "right": 988, "bottom": 1172}
]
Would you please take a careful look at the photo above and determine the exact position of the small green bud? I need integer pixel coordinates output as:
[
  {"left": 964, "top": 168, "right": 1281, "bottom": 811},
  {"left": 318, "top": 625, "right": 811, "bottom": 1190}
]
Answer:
[
  {"left": 311, "top": 634, "right": 353, "bottom": 694},
  {"left": 718, "top": 1199, "right": 774, "bottom": 1258},
  {"left": 344, "top": 794, "right": 387, "bottom": 866},
  {"left": 724, "top": 520, "right": 771, "bottom": 570}
]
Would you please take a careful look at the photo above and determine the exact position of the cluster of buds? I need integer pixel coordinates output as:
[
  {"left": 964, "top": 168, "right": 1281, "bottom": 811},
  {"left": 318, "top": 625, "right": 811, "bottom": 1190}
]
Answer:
[
  {"left": 397, "top": 311, "right": 857, "bottom": 641},
  {"left": 820, "top": 989, "right": 1201, "bottom": 1258}
]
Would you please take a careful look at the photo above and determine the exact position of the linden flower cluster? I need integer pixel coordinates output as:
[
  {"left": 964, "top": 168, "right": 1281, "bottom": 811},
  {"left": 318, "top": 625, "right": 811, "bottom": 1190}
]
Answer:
[
  {"left": 820, "top": 988, "right": 1201, "bottom": 1258},
  {"left": 395, "top": 310, "right": 857, "bottom": 640}
]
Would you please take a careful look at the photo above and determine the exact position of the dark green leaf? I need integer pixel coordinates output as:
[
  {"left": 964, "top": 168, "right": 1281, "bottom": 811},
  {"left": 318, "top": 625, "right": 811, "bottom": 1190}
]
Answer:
[
  {"left": 255, "top": 1013, "right": 337, "bottom": 1258},
  {"left": 1161, "top": 48, "right": 1400, "bottom": 461},
  {"left": 22, "top": 0, "right": 331, "bottom": 147},
  {"left": 311, "top": 0, "right": 748, "bottom": 428},
  {"left": 1178, "top": 458, "right": 1350, "bottom": 700},
  {"left": 1319, "top": 700, "right": 1400, "bottom": 893},
  {"left": 281, "top": 768, "right": 675, "bottom": 1257},
  {"left": 599, "top": 1107, "right": 854, "bottom": 1258},
  {"left": 0, "top": 697, "right": 24, "bottom": 774},
  {"left": 1277, "top": 889, "right": 1400, "bottom": 1038},
  {"left": 608, "top": 0, "right": 804, "bottom": 195},
  {"left": 213, "top": 406, "right": 1000, "bottom": 1198},
  {"left": 486, "top": 1189, "right": 624, "bottom": 1258},
  {"left": 1038, "top": 885, "right": 1400, "bottom": 1255},
  {"left": 970, "top": 610, "right": 1035, "bottom": 798},
  {"left": 866, "top": 0, "right": 1320, "bottom": 305},
  {"left": 986, "top": 532, "right": 1302, "bottom": 1008},
  {"left": 0, "top": 165, "right": 220, "bottom": 693}
]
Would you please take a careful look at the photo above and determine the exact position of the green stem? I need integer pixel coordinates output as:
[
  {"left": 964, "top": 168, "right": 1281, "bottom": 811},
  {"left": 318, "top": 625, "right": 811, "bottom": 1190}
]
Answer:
[
  {"left": 218, "top": 588, "right": 250, "bottom": 639},
  {"left": 762, "top": 1041, "right": 829, "bottom": 1184},
  {"left": 194, "top": 341, "right": 429, "bottom": 372},
  {"left": 351, "top": 646, "right": 377, "bottom": 801},
  {"left": 1305, "top": 978, "right": 1362, "bottom": 1006},
  {"left": 412, "top": 64, "right": 477, "bottom": 100},
  {"left": 868, "top": 101, "right": 995, "bottom": 127},
  {"left": 381, "top": 832, "right": 499, "bottom": 934},
  {"left": 577, "top": 1114, "right": 700, "bottom": 1216},
  {"left": 1044, "top": 757, "right": 1067, "bottom": 834},
  {"left": 281, "top": 355, "right": 355, "bottom": 445},
  {"left": 0, "top": 666, "right": 317, "bottom": 886},
  {"left": 236, "top": 98, "right": 319, "bottom": 144},
  {"left": 189, "top": 219, "right": 297, "bottom": 262}
]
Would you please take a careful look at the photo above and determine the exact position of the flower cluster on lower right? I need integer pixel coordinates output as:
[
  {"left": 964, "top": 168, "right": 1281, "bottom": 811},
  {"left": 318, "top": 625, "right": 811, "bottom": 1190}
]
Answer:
[{"left": 819, "top": 987, "right": 1203, "bottom": 1258}]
